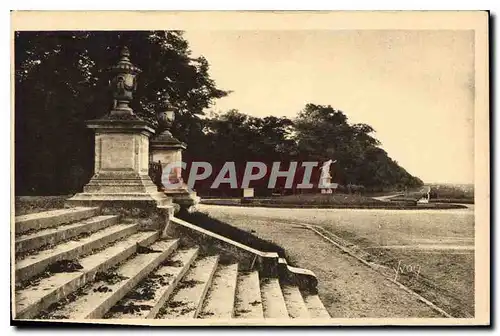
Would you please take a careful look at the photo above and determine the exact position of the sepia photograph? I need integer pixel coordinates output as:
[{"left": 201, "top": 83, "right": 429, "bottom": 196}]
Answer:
[{"left": 10, "top": 11, "right": 490, "bottom": 326}]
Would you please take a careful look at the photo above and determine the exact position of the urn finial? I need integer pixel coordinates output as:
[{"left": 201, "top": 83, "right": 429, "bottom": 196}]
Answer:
[
  {"left": 120, "top": 46, "right": 130, "bottom": 59},
  {"left": 109, "top": 46, "right": 142, "bottom": 117},
  {"left": 156, "top": 100, "right": 176, "bottom": 138}
]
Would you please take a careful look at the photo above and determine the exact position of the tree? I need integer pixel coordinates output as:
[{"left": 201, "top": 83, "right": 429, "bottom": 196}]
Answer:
[
  {"left": 15, "top": 31, "right": 228, "bottom": 195},
  {"left": 293, "top": 104, "right": 422, "bottom": 191},
  {"left": 181, "top": 110, "right": 297, "bottom": 196},
  {"left": 184, "top": 105, "right": 423, "bottom": 195}
]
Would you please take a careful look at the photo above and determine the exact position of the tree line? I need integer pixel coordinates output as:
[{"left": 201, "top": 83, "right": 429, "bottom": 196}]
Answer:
[
  {"left": 14, "top": 31, "right": 423, "bottom": 196},
  {"left": 181, "top": 107, "right": 423, "bottom": 196}
]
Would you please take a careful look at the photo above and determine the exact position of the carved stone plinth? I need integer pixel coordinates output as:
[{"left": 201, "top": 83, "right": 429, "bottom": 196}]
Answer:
[
  {"left": 150, "top": 131, "right": 200, "bottom": 212},
  {"left": 68, "top": 119, "right": 174, "bottom": 223},
  {"left": 319, "top": 176, "right": 333, "bottom": 194}
]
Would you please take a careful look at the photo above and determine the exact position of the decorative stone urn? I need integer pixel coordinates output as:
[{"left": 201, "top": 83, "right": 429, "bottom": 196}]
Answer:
[
  {"left": 150, "top": 103, "right": 200, "bottom": 213},
  {"left": 67, "top": 46, "right": 174, "bottom": 230}
]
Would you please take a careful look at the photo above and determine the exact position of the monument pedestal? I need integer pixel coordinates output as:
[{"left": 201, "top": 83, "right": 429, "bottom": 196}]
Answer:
[
  {"left": 67, "top": 117, "right": 174, "bottom": 229},
  {"left": 150, "top": 131, "right": 200, "bottom": 212},
  {"left": 319, "top": 175, "right": 332, "bottom": 194}
]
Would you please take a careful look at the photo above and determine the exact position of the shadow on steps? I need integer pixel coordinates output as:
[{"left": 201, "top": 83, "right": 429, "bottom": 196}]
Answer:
[{"left": 176, "top": 211, "right": 290, "bottom": 262}]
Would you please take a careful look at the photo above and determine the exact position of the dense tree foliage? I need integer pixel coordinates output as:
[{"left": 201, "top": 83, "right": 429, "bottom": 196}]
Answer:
[
  {"left": 183, "top": 106, "right": 422, "bottom": 195},
  {"left": 15, "top": 32, "right": 422, "bottom": 195},
  {"left": 189, "top": 110, "right": 296, "bottom": 162},
  {"left": 293, "top": 104, "right": 423, "bottom": 190},
  {"left": 15, "top": 31, "right": 227, "bottom": 194},
  {"left": 182, "top": 110, "right": 298, "bottom": 196}
]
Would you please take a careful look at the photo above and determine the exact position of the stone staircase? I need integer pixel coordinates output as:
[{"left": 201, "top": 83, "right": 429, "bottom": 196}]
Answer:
[{"left": 14, "top": 207, "right": 330, "bottom": 321}]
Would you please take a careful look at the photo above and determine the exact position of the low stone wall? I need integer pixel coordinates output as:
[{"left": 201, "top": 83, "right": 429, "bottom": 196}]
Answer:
[{"left": 165, "top": 216, "right": 319, "bottom": 292}]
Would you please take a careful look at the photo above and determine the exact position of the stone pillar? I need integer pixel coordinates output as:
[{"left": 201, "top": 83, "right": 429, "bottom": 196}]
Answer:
[
  {"left": 69, "top": 118, "right": 166, "bottom": 200},
  {"left": 150, "top": 130, "right": 200, "bottom": 212},
  {"left": 67, "top": 46, "right": 173, "bottom": 231},
  {"left": 67, "top": 117, "right": 174, "bottom": 230}
]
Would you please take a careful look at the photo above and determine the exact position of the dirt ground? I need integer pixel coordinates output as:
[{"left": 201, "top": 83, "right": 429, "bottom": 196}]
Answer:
[{"left": 198, "top": 205, "right": 446, "bottom": 318}]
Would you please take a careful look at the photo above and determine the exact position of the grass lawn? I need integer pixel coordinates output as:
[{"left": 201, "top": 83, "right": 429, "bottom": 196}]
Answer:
[
  {"left": 430, "top": 198, "right": 475, "bottom": 204},
  {"left": 261, "top": 194, "right": 384, "bottom": 205},
  {"left": 297, "top": 209, "right": 475, "bottom": 318},
  {"left": 202, "top": 194, "right": 467, "bottom": 209}
]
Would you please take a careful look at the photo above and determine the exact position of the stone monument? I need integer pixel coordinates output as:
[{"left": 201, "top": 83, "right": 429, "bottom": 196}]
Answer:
[
  {"left": 319, "top": 159, "right": 337, "bottom": 194},
  {"left": 67, "top": 46, "right": 174, "bottom": 228},
  {"left": 150, "top": 102, "right": 200, "bottom": 212},
  {"left": 417, "top": 186, "right": 431, "bottom": 204}
]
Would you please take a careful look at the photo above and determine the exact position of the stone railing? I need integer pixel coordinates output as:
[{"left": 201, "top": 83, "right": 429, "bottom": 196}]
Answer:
[{"left": 148, "top": 161, "right": 163, "bottom": 191}]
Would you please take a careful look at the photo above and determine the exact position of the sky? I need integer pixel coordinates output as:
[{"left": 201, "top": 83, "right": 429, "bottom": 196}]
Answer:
[{"left": 184, "top": 30, "right": 475, "bottom": 184}]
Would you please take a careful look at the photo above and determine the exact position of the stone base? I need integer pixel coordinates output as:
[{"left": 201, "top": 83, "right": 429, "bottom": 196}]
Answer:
[
  {"left": 82, "top": 171, "right": 159, "bottom": 194},
  {"left": 68, "top": 169, "right": 175, "bottom": 231},
  {"left": 163, "top": 186, "right": 200, "bottom": 213},
  {"left": 67, "top": 191, "right": 172, "bottom": 206},
  {"left": 64, "top": 113, "right": 179, "bottom": 231}
]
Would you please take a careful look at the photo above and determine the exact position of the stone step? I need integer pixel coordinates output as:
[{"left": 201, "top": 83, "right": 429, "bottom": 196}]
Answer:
[
  {"left": 156, "top": 255, "right": 219, "bottom": 319},
  {"left": 15, "top": 231, "right": 159, "bottom": 320},
  {"left": 281, "top": 285, "right": 310, "bottom": 318},
  {"left": 15, "top": 215, "right": 119, "bottom": 254},
  {"left": 199, "top": 263, "right": 239, "bottom": 319},
  {"left": 41, "top": 239, "right": 179, "bottom": 320},
  {"left": 260, "top": 278, "right": 289, "bottom": 319},
  {"left": 234, "top": 271, "right": 264, "bottom": 319},
  {"left": 303, "top": 294, "right": 330, "bottom": 318},
  {"left": 15, "top": 223, "right": 138, "bottom": 283},
  {"left": 107, "top": 247, "right": 199, "bottom": 319},
  {"left": 15, "top": 207, "right": 100, "bottom": 234}
]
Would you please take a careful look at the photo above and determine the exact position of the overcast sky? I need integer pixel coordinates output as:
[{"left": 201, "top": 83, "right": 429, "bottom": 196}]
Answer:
[{"left": 185, "top": 30, "right": 474, "bottom": 184}]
